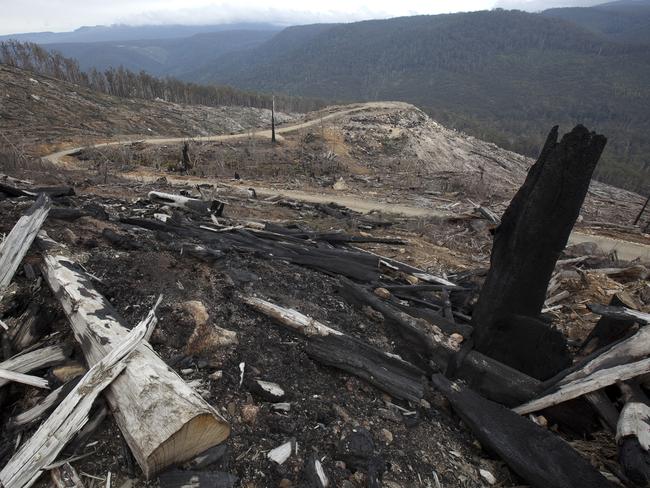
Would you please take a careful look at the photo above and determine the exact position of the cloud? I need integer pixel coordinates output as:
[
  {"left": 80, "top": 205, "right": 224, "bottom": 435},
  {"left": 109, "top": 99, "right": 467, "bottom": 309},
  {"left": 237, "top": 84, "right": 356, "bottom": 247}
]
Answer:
[
  {"left": 0, "top": 0, "right": 498, "bottom": 35},
  {"left": 493, "top": 0, "right": 603, "bottom": 11}
]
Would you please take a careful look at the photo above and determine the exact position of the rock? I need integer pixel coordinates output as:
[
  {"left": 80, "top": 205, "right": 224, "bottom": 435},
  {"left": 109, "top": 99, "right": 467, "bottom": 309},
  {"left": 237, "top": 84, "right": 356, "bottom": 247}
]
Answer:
[
  {"left": 479, "top": 469, "right": 497, "bottom": 485},
  {"left": 379, "top": 428, "right": 393, "bottom": 445},
  {"left": 405, "top": 275, "right": 419, "bottom": 285},
  {"left": 279, "top": 479, "right": 292, "bottom": 488},
  {"left": 209, "top": 370, "right": 223, "bottom": 381},
  {"left": 333, "top": 177, "right": 348, "bottom": 191},
  {"left": 52, "top": 363, "right": 86, "bottom": 383},
  {"left": 182, "top": 301, "right": 238, "bottom": 358},
  {"left": 373, "top": 287, "right": 391, "bottom": 300},
  {"left": 449, "top": 333, "right": 464, "bottom": 347},
  {"left": 250, "top": 379, "right": 285, "bottom": 402},
  {"left": 241, "top": 404, "right": 260, "bottom": 425}
]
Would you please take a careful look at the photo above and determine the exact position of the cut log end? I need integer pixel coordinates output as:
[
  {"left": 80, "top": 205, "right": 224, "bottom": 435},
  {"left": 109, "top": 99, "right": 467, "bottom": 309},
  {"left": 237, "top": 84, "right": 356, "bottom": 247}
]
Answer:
[{"left": 145, "top": 413, "right": 230, "bottom": 478}]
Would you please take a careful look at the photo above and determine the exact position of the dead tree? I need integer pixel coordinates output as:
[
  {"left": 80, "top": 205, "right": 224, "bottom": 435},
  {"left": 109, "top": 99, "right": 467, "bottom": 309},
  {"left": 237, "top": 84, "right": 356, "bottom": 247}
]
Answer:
[
  {"left": 471, "top": 125, "right": 606, "bottom": 374},
  {"left": 634, "top": 194, "right": 649, "bottom": 226},
  {"left": 181, "top": 142, "right": 191, "bottom": 175},
  {"left": 271, "top": 95, "right": 276, "bottom": 144}
]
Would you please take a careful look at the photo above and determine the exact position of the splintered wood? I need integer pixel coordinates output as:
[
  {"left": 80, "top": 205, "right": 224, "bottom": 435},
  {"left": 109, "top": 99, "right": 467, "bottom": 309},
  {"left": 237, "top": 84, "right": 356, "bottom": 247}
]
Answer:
[
  {"left": 0, "top": 193, "right": 50, "bottom": 297},
  {"left": 0, "top": 300, "right": 159, "bottom": 488},
  {"left": 39, "top": 235, "right": 230, "bottom": 478}
]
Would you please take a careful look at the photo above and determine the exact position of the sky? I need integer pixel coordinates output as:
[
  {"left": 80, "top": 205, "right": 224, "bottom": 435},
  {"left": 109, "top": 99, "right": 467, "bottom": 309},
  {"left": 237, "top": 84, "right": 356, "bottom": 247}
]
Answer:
[{"left": 0, "top": 0, "right": 606, "bottom": 35}]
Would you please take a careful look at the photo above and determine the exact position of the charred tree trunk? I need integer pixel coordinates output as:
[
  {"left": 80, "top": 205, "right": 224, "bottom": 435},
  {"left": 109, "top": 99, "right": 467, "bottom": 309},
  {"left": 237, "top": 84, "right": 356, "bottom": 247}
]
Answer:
[
  {"left": 181, "top": 142, "right": 191, "bottom": 175},
  {"left": 634, "top": 194, "right": 649, "bottom": 226},
  {"left": 271, "top": 96, "right": 276, "bottom": 144},
  {"left": 471, "top": 125, "right": 606, "bottom": 359}
]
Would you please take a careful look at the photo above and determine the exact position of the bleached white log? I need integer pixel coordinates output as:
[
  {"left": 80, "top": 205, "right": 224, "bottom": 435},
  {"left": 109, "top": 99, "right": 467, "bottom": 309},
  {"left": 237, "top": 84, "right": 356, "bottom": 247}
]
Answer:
[
  {"left": 0, "top": 345, "right": 67, "bottom": 388},
  {"left": 514, "top": 357, "right": 650, "bottom": 415},
  {"left": 617, "top": 402, "right": 650, "bottom": 450},
  {"left": 241, "top": 296, "right": 342, "bottom": 337},
  {"left": 0, "top": 368, "right": 50, "bottom": 389},
  {"left": 39, "top": 237, "right": 230, "bottom": 478},
  {"left": 559, "top": 325, "right": 650, "bottom": 386},
  {"left": 0, "top": 302, "right": 157, "bottom": 488},
  {"left": 0, "top": 194, "right": 50, "bottom": 295},
  {"left": 148, "top": 191, "right": 222, "bottom": 214}
]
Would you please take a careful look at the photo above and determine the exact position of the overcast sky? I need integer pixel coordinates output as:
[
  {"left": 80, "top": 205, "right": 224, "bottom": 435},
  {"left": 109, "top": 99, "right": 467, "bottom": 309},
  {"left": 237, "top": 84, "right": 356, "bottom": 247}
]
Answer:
[{"left": 0, "top": 0, "right": 605, "bottom": 35}]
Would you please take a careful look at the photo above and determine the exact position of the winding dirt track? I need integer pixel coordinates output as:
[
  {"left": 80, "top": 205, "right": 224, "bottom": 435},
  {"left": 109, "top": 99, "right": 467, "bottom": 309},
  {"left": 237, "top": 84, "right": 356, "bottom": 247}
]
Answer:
[{"left": 43, "top": 102, "right": 650, "bottom": 262}]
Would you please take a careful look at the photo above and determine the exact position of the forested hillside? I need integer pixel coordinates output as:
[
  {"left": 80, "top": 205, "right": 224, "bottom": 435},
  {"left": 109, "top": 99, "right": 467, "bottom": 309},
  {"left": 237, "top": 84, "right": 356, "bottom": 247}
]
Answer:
[
  {"left": 191, "top": 10, "right": 650, "bottom": 193},
  {"left": 0, "top": 40, "right": 324, "bottom": 113},
  {"left": 542, "top": 0, "right": 650, "bottom": 44}
]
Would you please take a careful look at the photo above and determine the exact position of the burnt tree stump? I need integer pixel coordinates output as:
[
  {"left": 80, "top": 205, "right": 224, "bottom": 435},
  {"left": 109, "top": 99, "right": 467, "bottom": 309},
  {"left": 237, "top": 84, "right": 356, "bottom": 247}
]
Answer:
[{"left": 472, "top": 125, "right": 606, "bottom": 374}]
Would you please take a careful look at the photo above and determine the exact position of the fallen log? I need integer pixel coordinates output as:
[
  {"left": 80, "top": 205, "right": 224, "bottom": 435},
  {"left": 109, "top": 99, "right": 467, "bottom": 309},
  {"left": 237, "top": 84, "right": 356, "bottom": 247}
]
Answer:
[
  {"left": 0, "top": 193, "right": 50, "bottom": 295},
  {"left": 617, "top": 382, "right": 650, "bottom": 486},
  {"left": 0, "top": 368, "right": 50, "bottom": 388},
  {"left": 338, "top": 279, "right": 543, "bottom": 406},
  {"left": 515, "top": 356, "right": 650, "bottom": 415},
  {"left": 242, "top": 295, "right": 426, "bottom": 402},
  {"left": 431, "top": 374, "right": 614, "bottom": 488},
  {"left": 472, "top": 125, "right": 606, "bottom": 355},
  {"left": 547, "top": 311, "right": 650, "bottom": 388},
  {"left": 0, "top": 345, "right": 67, "bottom": 388},
  {"left": 579, "top": 294, "right": 638, "bottom": 357},
  {"left": 39, "top": 235, "right": 230, "bottom": 478},
  {"left": 158, "top": 470, "right": 238, "bottom": 488},
  {"left": 149, "top": 191, "right": 224, "bottom": 216},
  {"left": 588, "top": 304, "right": 650, "bottom": 325},
  {"left": 0, "top": 301, "right": 158, "bottom": 488}
]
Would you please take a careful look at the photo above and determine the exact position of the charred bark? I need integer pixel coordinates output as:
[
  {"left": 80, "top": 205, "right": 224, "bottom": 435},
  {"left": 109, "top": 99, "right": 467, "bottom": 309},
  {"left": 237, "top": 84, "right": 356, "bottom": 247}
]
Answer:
[{"left": 472, "top": 125, "right": 606, "bottom": 358}]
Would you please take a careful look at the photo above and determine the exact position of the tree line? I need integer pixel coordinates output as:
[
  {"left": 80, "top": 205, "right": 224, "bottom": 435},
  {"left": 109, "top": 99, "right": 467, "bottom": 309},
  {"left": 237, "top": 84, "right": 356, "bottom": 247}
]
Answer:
[{"left": 0, "top": 40, "right": 325, "bottom": 113}]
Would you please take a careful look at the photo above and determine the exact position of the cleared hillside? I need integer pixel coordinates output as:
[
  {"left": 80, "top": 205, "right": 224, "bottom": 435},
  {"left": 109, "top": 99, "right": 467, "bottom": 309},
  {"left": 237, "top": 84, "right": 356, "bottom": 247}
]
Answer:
[{"left": 0, "top": 64, "right": 296, "bottom": 153}]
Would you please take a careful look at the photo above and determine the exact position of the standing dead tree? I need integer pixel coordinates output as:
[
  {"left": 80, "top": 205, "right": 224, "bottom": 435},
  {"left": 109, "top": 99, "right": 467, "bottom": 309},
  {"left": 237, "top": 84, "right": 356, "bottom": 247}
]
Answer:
[{"left": 471, "top": 125, "right": 607, "bottom": 376}]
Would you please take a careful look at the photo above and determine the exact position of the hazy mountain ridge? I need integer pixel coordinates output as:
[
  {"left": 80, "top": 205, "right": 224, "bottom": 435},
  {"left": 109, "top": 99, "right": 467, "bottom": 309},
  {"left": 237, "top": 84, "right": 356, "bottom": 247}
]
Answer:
[
  {"left": 45, "top": 30, "right": 278, "bottom": 76},
  {"left": 542, "top": 0, "right": 650, "bottom": 43},
  {"left": 190, "top": 10, "right": 650, "bottom": 192},
  {"left": 0, "top": 22, "right": 280, "bottom": 44}
]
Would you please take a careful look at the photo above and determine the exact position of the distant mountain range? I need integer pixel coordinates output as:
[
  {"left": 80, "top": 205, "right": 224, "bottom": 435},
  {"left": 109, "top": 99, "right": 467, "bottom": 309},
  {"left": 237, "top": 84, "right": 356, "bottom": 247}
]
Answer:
[
  {"left": 0, "top": 23, "right": 280, "bottom": 44},
  {"left": 3, "top": 0, "right": 649, "bottom": 192},
  {"left": 542, "top": 0, "right": 650, "bottom": 43}
]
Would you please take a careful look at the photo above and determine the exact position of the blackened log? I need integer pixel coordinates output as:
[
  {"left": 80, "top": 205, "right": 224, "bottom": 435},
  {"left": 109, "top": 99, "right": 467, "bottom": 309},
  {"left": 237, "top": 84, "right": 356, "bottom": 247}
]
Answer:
[
  {"left": 241, "top": 296, "right": 426, "bottom": 402},
  {"left": 588, "top": 304, "right": 650, "bottom": 325},
  {"left": 158, "top": 470, "right": 238, "bottom": 488},
  {"left": 390, "top": 300, "right": 473, "bottom": 338},
  {"left": 431, "top": 374, "right": 614, "bottom": 488},
  {"left": 579, "top": 294, "right": 638, "bottom": 357},
  {"left": 338, "top": 279, "right": 543, "bottom": 406},
  {"left": 472, "top": 126, "right": 606, "bottom": 353},
  {"left": 617, "top": 382, "right": 650, "bottom": 486}
]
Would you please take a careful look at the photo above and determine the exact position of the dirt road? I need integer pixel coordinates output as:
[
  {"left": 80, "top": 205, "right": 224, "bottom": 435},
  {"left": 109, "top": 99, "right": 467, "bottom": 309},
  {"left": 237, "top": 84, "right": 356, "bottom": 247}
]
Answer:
[{"left": 43, "top": 102, "right": 650, "bottom": 262}]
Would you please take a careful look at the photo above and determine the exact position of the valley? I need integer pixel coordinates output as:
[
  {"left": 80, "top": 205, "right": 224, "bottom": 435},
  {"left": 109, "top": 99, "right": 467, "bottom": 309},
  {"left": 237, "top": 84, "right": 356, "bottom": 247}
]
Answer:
[{"left": 0, "top": 11, "right": 649, "bottom": 488}]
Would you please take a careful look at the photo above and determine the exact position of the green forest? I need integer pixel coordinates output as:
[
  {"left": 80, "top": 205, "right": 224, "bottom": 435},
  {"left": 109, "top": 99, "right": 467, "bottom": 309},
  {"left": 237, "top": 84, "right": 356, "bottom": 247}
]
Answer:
[{"left": 194, "top": 9, "right": 650, "bottom": 193}]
